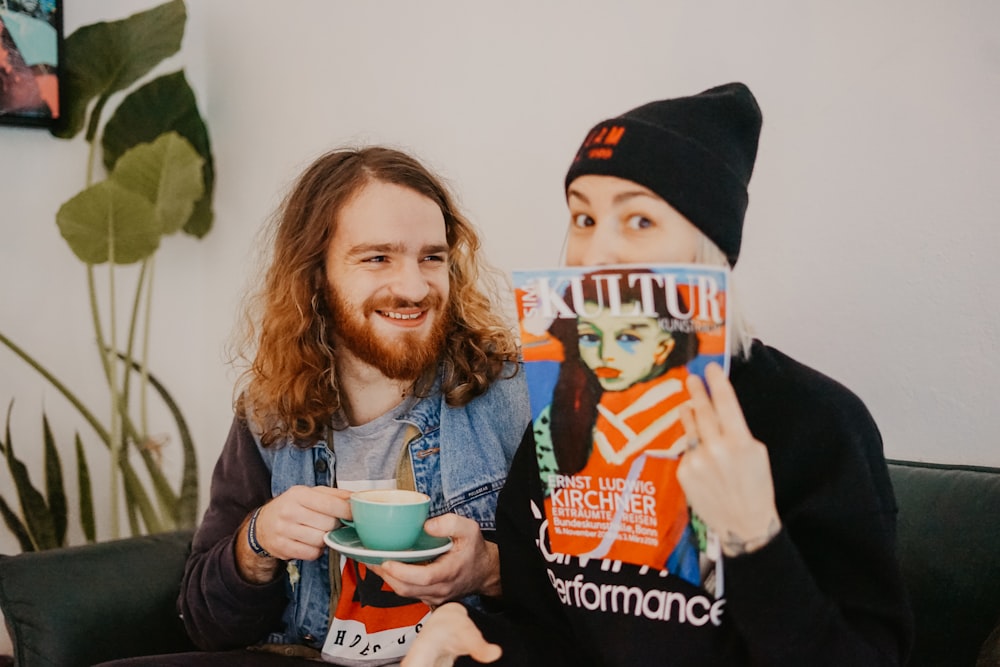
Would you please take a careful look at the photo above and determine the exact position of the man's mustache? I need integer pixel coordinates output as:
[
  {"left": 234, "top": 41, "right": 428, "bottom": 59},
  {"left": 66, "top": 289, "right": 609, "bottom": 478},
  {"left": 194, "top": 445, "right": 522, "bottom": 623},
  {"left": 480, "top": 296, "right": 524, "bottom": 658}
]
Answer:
[{"left": 363, "top": 293, "right": 444, "bottom": 314}]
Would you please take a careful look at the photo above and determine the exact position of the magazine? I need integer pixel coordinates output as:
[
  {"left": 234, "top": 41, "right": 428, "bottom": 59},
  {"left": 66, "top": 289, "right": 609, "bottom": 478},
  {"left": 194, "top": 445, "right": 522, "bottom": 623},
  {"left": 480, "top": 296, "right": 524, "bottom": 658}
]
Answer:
[{"left": 512, "top": 263, "right": 728, "bottom": 591}]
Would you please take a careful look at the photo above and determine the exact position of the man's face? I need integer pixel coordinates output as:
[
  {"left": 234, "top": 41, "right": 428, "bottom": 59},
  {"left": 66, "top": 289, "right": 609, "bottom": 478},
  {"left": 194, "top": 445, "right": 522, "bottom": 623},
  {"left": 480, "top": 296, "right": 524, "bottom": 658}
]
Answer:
[{"left": 325, "top": 180, "right": 451, "bottom": 380}]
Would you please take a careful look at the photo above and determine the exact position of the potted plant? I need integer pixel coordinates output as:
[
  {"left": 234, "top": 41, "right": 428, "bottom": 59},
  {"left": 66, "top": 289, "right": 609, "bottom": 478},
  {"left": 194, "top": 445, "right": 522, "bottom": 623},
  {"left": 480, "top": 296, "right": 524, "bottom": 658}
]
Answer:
[{"left": 0, "top": 0, "right": 212, "bottom": 550}]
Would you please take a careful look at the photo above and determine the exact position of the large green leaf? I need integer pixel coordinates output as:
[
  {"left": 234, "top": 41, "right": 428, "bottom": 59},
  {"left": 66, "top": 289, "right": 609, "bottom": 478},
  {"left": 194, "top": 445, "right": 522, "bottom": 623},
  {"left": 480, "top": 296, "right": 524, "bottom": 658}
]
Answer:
[
  {"left": 111, "top": 132, "right": 204, "bottom": 236},
  {"left": 51, "top": 0, "right": 186, "bottom": 139},
  {"left": 102, "top": 71, "right": 215, "bottom": 238},
  {"left": 56, "top": 180, "right": 161, "bottom": 265}
]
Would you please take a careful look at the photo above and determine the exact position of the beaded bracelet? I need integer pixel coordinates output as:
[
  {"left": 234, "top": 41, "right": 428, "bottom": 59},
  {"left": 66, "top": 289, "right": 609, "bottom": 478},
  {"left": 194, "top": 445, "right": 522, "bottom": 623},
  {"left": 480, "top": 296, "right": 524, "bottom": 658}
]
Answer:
[{"left": 247, "top": 506, "right": 272, "bottom": 558}]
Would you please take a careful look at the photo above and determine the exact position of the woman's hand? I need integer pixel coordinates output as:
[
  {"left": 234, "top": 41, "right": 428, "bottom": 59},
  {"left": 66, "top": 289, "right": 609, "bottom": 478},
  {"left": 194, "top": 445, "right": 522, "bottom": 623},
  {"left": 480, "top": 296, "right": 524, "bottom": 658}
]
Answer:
[
  {"left": 677, "top": 363, "right": 781, "bottom": 556},
  {"left": 401, "top": 602, "right": 501, "bottom": 667}
]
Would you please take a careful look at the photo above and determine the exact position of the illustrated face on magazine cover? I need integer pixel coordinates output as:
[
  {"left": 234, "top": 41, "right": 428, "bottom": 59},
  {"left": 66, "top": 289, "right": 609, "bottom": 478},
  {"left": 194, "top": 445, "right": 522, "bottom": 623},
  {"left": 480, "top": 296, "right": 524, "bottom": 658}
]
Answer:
[
  {"left": 565, "top": 175, "right": 701, "bottom": 266},
  {"left": 576, "top": 299, "right": 675, "bottom": 391}
]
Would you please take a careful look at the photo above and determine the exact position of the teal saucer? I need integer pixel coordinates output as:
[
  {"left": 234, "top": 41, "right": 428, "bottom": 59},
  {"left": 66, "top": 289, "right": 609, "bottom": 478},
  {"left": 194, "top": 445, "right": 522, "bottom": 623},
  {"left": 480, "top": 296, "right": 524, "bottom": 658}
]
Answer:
[{"left": 324, "top": 525, "right": 452, "bottom": 565}]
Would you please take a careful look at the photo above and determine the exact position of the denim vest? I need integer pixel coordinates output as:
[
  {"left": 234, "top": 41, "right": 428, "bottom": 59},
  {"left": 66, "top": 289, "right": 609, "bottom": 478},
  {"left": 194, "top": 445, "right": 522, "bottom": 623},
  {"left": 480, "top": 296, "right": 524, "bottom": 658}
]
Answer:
[{"left": 254, "top": 367, "right": 528, "bottom": 647}]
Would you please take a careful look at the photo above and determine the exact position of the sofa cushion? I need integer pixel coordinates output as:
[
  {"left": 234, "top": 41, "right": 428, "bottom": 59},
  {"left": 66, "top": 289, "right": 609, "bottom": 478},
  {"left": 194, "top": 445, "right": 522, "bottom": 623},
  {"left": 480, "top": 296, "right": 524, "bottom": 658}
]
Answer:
[
  {"left": 888, "top": 460, "right": 1000, "bottom": 667},
  {"left": 0, "top": 530, "right": 195, "bottom": 667}
]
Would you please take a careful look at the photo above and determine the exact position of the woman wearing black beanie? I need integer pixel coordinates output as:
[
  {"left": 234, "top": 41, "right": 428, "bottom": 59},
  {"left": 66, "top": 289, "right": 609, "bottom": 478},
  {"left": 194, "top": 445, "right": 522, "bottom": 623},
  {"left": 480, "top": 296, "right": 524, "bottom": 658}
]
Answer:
[{"left": 404, "top": 83, "right": 914, "bottom": 667}]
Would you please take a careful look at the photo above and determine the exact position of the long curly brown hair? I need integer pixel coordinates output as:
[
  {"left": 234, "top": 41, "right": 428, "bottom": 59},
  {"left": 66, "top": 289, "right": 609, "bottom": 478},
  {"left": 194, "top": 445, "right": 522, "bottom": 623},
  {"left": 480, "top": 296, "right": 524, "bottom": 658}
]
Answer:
[{"left": 234, "top": 146, "right": 520, "bottom": 446}]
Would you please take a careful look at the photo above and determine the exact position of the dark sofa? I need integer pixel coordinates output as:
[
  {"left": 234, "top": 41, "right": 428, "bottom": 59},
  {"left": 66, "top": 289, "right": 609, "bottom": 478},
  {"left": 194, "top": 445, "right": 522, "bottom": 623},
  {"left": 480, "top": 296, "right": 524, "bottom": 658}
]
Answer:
[
  {"left": 1, "top": 460, "right": 999, "bottom": 666},
  {"left": 888, "top": 460, "right": 1000, "bottom": 666},
  {"left": 0, "top": 530, "right": 195, "bottom": 666}
]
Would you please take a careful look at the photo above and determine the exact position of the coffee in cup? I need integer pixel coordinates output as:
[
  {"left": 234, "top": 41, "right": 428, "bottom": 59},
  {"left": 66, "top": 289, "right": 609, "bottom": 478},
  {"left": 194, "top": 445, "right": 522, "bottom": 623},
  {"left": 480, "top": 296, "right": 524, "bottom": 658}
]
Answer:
[{"left": 344, "top": 489, "right": 430, "bottom": 551}]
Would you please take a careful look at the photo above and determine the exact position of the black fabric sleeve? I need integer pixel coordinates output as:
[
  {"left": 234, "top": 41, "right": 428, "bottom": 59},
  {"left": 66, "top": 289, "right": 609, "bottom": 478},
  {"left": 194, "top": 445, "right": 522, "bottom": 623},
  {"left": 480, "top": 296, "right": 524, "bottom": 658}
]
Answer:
[
  {"left": 177, "top": 416, "right": 288, "bottom": 650},
  {"left": 725, "top": 522, "right": 908, "bottom": 666},
  {"left": 725, "top": 344, "right": 914, "bottom": 666}
]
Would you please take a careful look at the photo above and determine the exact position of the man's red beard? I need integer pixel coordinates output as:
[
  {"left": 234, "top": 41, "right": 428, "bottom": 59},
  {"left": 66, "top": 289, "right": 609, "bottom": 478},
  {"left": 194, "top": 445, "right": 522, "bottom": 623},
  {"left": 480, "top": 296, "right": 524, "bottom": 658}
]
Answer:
[{"left": 328, "top": 286, "right": 450, "bottom": 381}]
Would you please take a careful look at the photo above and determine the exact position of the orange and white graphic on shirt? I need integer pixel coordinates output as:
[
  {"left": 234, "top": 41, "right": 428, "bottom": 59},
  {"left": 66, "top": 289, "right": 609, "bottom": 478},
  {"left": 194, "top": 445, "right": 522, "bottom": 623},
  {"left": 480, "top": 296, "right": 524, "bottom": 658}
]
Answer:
[{"left": 322, "top": 559, "right": 431, "bottom": 663}]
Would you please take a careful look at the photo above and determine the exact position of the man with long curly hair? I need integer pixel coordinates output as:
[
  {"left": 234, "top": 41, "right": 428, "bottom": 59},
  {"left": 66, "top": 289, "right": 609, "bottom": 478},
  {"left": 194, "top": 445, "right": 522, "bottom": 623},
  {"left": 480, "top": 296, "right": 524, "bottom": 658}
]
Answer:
[{"left": 158, "top": 147, "right": 528, "bottom": 666}]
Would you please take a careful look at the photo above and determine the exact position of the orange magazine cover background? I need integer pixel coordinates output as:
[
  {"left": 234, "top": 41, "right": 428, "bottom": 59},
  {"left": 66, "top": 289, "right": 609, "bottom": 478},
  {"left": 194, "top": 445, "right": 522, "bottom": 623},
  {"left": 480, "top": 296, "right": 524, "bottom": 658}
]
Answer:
[{"left": 513, "top": 264, "right": 728, "bottom": 593}]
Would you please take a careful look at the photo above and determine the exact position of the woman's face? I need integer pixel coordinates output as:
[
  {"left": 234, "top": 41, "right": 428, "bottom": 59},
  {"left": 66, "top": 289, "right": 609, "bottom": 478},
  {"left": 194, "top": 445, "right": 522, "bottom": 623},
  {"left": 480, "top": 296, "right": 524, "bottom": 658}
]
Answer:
[
  {"left": 565, "top": 175, "right": 701, "bottom": 266},
  {"left": 577, "top": 300, "right": 675, "bottom": 391}
]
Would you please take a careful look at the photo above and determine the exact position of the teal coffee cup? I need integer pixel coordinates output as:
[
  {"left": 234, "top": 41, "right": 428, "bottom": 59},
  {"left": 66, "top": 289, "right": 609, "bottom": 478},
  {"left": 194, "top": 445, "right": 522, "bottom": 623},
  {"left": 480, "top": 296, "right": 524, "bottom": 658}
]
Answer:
[{"left": 345, "top": 489, "right": 431, "bottom": 551}]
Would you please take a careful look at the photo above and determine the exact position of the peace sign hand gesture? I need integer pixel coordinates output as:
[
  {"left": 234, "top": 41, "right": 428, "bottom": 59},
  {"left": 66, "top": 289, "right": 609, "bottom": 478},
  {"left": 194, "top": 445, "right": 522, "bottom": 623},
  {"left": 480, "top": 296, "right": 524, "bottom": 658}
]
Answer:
[{"left": 677, "top": 363, "right": 781, "bottom": 557}]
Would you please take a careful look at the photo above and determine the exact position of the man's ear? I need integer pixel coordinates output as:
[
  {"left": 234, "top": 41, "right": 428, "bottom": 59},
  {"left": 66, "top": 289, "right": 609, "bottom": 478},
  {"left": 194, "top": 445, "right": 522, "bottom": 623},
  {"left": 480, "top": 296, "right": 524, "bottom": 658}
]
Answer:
[{"left": 654, "top": 337, "right": 675, "bottom": 367}]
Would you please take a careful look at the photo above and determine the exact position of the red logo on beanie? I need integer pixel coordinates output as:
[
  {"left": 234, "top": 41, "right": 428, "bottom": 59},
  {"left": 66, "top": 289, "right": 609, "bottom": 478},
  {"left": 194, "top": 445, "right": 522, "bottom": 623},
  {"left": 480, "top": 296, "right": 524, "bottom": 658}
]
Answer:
[{"left": 578, "top": 124, "right": 626, "bottom": 161}]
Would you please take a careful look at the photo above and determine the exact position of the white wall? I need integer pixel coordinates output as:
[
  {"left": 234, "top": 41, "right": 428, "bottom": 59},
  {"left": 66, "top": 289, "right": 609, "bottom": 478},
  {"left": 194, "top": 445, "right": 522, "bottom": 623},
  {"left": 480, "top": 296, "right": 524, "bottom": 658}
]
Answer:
[{"left": 1, "top": 0, "right": 997, "bottom": 554}]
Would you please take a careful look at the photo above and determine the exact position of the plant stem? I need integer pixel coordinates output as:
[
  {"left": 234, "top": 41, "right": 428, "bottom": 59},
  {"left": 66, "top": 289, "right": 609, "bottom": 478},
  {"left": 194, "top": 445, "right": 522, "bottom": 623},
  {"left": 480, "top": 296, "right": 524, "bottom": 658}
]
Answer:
[
  {"left": 91, "top": 270, "right": 154, "bottom": 459},
  {"left": 0, "top": 332, "right": 110, "bottom": 445},
  {"left": 83, "top": 100, "right": 123, "bottom": 538},
  {"left": 87, "top": 264, "right": 112, "bottom": 383},
  {"left": 121, "top": 260, "right": 179, "bottom": 527},
  {"left": 84, "top": 93, "right": 109, "bottom": 146},
  {"left": 123, "top": 260, "right": 149, "bottom": 432},
  {"left": 108, "top": 220, "right": 121, "bottom": 539},
  {"left": 141, "top": 256, "right": 155, "bottom": 434}
]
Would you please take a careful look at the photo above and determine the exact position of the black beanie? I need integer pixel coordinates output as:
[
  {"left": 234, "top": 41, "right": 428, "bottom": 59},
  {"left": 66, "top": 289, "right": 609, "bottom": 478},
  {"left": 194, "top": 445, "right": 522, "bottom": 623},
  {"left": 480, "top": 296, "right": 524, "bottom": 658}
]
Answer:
[{"left": 564, "top": 82, "right": 762, "bottom": 266}]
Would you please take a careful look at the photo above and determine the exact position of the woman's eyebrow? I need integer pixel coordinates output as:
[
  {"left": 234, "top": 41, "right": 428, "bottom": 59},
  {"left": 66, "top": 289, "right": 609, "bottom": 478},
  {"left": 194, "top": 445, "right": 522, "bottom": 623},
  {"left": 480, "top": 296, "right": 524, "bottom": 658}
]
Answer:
[{"left": 611, "top": 191, "right": 658, "bottom": 206}]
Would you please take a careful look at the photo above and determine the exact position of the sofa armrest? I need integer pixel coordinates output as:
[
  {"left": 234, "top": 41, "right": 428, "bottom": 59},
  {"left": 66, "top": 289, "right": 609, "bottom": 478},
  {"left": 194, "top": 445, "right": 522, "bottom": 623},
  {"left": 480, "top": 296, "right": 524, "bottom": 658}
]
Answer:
[
  {"left": 0, "top": 530, "right": 196, "bottom": 667},
  {"left": 888, "top": 460, "right": 1000, "bottom": 667}
]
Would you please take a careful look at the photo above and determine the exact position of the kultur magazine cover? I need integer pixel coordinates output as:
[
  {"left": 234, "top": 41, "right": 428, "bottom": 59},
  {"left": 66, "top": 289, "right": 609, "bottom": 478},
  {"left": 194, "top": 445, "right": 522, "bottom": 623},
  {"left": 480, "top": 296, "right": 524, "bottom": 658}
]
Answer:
[{"left": 512, "top": 264, "right": 729, "bottom": 594}]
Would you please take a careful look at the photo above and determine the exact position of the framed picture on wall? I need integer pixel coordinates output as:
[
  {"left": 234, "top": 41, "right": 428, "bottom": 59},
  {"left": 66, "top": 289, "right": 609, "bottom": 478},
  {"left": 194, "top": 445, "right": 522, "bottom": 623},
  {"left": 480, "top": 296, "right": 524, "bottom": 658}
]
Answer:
[{"left": 0, "top": 0, "right": 61, "bottom": 128}]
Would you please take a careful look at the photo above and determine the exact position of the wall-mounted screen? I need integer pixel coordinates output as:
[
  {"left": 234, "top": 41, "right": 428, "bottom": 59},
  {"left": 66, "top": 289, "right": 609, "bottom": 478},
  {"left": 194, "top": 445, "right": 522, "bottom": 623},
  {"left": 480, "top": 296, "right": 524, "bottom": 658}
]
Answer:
[{"left": 0, "top": 0, "right": 61, "bottom": 128}]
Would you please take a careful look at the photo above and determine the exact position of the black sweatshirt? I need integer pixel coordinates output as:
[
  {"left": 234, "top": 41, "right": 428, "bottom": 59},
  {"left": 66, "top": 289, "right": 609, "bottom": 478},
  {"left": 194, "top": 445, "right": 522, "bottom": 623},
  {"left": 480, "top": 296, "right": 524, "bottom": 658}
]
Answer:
[{"left": 466, "top": 341, "right": 913, "bottom": 666}]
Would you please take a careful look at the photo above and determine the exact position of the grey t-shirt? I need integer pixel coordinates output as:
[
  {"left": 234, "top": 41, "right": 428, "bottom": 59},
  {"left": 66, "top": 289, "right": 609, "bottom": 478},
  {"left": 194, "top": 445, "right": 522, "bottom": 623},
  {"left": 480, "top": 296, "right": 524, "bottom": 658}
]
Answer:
[
  {"left": 322, "top": 394, "right": 424, "bottom": 667},
  {"left": 330, "top": 395, "right": 417, "bottom": 493}
]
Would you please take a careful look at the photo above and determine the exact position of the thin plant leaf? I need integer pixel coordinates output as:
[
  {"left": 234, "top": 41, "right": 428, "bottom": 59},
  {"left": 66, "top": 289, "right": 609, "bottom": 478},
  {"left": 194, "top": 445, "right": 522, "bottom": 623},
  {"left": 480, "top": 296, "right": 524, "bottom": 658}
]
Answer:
[
  {"left": 118, "top": 352, "right": 198, "bottom": 527},
  {"left": 90, "top": 356, "right": 182, "bottom": 524},
  {"left": 121, "top": 461, "right": 165, "bottom": 534},
  {"left": 0, "top": 424, "right": 34, "bottom": 551},
  {"left": 75, "top": 434, "right": 96, "bottom": 543},
  {"left": 149, "top": 381, "right": 198, "bottom": 528},
  {"left": 105, "top": 355, "right": 180, "bottom": 521},
  {"left": 0, "top": 496, "right": 34, "bottom": 553},
  {"left": 3, "top": 402, "right": 57, "bottom": 550},
  {"left": 42, "top": 413, "right": 68, "bottom": 547},
  {"left": 0, "top": 331, "right": 110, "bottom": 444},
  {"left": 0, "top": 329, "right": 159, "bottom": 523},
  {"left": 132, "top": 434, "right": 179, "bottom": 527},
  {"left": 123, "top": 480, "right": 142, "bottom": 536}
]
